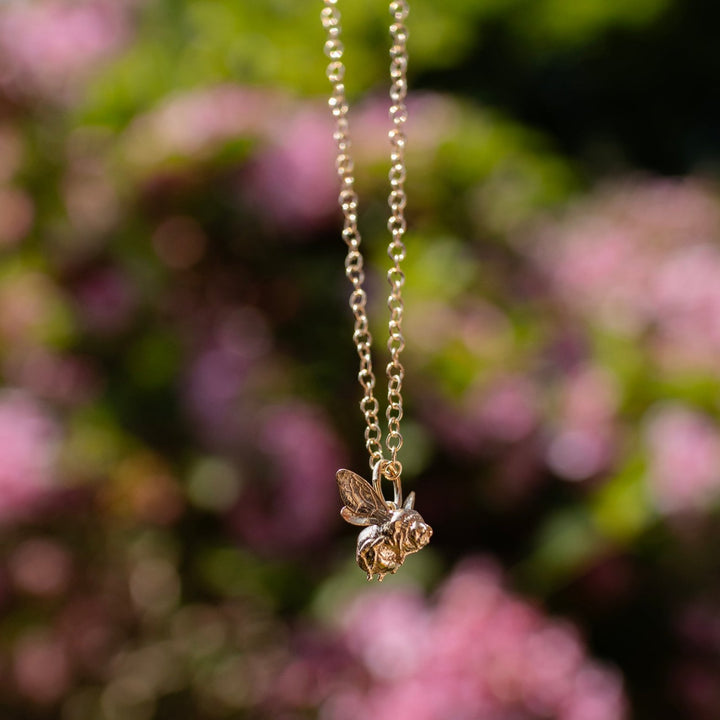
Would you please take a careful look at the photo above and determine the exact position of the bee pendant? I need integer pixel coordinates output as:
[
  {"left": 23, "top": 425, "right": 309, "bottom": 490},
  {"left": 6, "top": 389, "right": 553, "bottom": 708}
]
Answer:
[{"left": 336, "top": 467, "right": 433, "bottom": 581}]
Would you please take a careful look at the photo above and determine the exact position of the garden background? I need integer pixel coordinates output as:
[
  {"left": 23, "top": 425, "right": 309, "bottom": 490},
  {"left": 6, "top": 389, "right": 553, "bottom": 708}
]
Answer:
[{"left": 0, "top": 1, "right": 719, "bottom": 718}]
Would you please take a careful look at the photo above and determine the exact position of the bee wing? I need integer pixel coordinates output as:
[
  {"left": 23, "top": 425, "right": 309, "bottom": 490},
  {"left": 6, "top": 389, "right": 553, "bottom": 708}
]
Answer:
[{"left": 336, "top": 469, "right": 391, "bottom": 526}]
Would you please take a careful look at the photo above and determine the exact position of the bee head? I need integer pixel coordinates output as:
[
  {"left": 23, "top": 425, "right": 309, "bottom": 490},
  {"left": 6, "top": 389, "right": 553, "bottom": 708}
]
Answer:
[
  {"left": 391, "top": 509, "right": 432, "bottom": 551},
  {"left": 409, "top": 515, "right": 432, "bottom": 549}
]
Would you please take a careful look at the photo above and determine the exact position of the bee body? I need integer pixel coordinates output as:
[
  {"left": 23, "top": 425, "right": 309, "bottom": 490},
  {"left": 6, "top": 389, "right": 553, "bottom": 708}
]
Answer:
[
  {"left": 356, "top": 524, "right": 403, "bottom": 580},
  {"left": 337, "top": 468, "right": 432, "bottom": 581}
]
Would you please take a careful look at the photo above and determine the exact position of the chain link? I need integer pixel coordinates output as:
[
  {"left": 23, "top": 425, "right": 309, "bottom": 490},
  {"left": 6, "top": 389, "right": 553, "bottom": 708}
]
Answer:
[{"left": 322, "top": 0, "right": 410, "bottom": 477}]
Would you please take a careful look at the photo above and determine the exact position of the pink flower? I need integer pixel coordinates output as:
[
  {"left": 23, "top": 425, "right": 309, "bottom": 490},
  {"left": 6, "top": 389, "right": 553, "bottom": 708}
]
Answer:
[
  {"left": 422, "top": 374, "right": 539, "bottom": 455},
  {"left": 247, "top": 93, "right": 459, "bottom": 232},
  {"left": 476, "top": 375, "right": 540, "bottom": 443},
  {"left": 325, "top": 560, "right": 627, "bottom": 720},
  {"left": 340, "top": 590, "right": 429, "bottom": 681},
  {"left": 12, "top": 631, "right": 71, "bottom": 704},
  {"left": 247, "top": 108, "right": 337, "bottom": 231},
  {"left": 547, "top": 365, "right": 619, "bottom": 481},
  {"left": 231, "top": 402, "right": 345, "bottom": 553},
  {"left": 0, "top": 1, "right": 130, "bottom": 103},
  {"left": 8, "top": 538, "right": 73, "bottom": 597},
  {"left": 0, "top": 187, "right": 33, "bottom": 247},
  {"left": 0, "top": 390, "right": 60, "bottom": 522},
  {"left": 3, "top": 347, "right": 100, "bottom": 406},
  {"left": 124, "top": 85, "right": 285, "bottom": 168},
  {"left": 184, "top": 305, "right": 273, "bottom": 446},
  {"left": 529, "top": 179, "right": 720, "bottom": 372},
  {"left": 348, "top": 92, "right": 457, "bottom": 167},
  {"left": 643, "top": 403, "right": 720, "bottom": 514}
]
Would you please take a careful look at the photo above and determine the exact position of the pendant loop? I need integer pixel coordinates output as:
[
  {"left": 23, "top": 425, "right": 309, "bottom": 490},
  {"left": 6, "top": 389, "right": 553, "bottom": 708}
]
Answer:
[
  {"left": 372, "top": 459, "right": 403, "bottom": 507},
  {"left": 383, "top": 458, "right": 402, "bottom": 482}
]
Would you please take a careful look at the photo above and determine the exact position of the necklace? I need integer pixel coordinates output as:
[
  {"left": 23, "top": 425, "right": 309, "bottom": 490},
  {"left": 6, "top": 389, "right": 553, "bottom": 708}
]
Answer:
[{"left": 321, "top": 0, "right": 432, "bottom": 581}]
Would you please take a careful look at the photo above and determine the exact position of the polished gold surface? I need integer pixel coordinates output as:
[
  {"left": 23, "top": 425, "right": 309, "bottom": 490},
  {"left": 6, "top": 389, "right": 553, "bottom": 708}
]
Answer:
[
  {"left": 337, "top": 465, "right": 432, "bottom": 581},
  {"left": 322, "top": 0, "right": 410, "bottom": 476}
]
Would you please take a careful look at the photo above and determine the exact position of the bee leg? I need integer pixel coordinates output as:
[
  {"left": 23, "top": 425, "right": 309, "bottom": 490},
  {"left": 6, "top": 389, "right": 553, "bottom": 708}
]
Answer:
[{"left": 366, "top": 572, "right": 373, "bottom": 581}]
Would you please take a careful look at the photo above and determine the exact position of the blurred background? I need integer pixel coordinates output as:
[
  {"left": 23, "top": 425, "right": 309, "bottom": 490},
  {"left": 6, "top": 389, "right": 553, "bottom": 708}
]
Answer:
[{"left": 1, "top": 0, "right": 720, "bottom": 718}]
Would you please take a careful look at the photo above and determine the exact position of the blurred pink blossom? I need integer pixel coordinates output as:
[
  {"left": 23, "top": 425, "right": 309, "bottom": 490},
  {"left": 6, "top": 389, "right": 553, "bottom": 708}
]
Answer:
[
  {"left": 353, "top": 93, "right": 458, "bottom": 161},
  {"left": 530, "top": 179, "right": 720, "bottom": 372},
  {"left": 184, "top": 305, "right": 273, "bottom": 446},
  {"left": 0, "top": 187, "right": 33, "bottom": 246},
  {"left": 322, "top": 560, "right": 627, "bottom": 720},
  {"left": 0, "top": 390, "right": 60, "bottom": 523},
  {"left": 476, "top": 375, "right": 540, "bottom": 443},
  {"left": 4, "top": 348, "right": 101, "bottom": 405},
  {"left": 248, "top": 93, "right": 458, "bottom": 232},
  {"left": 0, "top": 392, "right": 61, "bottom": 519},
  {"left": 12, "top": 631, "right": 71, "bottom": 704},
  {"left": 0, "top": 0, "right": 130, "bottom": 103},
  {"left": 247, "top": 108, "right": 337, "bottom": 230},
  {"left": 124, "top": 85, "right": 285, "bottom": 168},
  {"left": 232, "top": 402, "right": 345, "bottom": 553},
  {"left": 185, "top": 305, "right": 346, "bottom": 552},
  {"left": 8, "top": 538, "right": 72, "bottom": 597},
  {"left": 643, "top": 403, "right": 720, "bottom": 514},
  {"left": 547, "top": 365, "right": 619, "bottom": 481},
  {"left": 125, "top": 89, "right": 456, "bottom": 231},
  {"left": 424, "top": 374, "right": 539, "bottom": 455}
]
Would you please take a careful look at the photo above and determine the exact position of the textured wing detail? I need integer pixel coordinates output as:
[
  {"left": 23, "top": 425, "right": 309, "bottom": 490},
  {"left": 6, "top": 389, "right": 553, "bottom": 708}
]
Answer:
[{"left": 336, "top": 469, "right": 391, "bottom": 526}]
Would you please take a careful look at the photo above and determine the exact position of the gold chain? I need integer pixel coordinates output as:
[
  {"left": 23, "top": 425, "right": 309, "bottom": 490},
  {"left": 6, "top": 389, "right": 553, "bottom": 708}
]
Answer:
[{"left": 322, "top": 0, "right": 410, "bottom": 480}]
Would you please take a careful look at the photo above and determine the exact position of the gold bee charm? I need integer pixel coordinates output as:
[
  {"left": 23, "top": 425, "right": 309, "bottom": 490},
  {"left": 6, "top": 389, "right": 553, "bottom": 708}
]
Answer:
[{"left": 336, "top": 464, "right": 432, "bottom": 581}]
